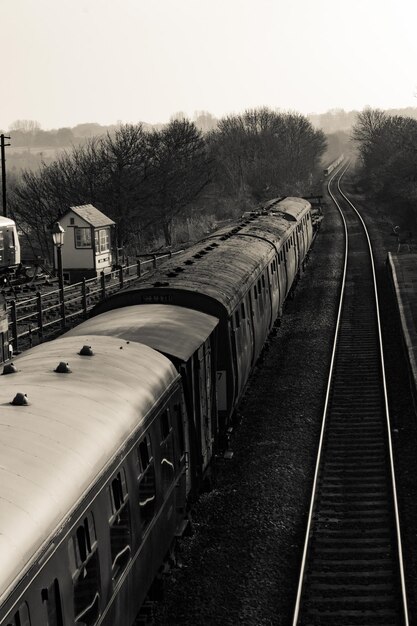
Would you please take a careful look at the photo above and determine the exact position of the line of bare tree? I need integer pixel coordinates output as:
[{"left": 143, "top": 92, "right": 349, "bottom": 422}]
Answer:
[
  {"left": 352, "top": 108, "right": 417, "bottom": 206},
  {"left": 9, "top": 108, "right": 326, "bottom": 261}
]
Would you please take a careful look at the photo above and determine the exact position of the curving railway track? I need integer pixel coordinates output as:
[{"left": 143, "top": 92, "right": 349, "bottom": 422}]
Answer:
[{"left": 292, "top": 163, "right": 409, "bottom": 625}]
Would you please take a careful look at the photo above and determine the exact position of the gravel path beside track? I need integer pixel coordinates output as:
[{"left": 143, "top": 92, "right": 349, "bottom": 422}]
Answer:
[{"left": 153, "top": 196, "right": 345, "bottom": 625}]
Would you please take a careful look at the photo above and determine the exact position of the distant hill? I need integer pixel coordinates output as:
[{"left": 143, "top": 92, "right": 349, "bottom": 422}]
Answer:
[{"left": 308, "top": 107, "right": 417, "bottom": 134}]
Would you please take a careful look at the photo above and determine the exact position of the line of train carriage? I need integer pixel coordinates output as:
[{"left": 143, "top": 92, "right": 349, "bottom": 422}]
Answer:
[{"left": 0, "top": 197, "right": 315, "bottom": 626}]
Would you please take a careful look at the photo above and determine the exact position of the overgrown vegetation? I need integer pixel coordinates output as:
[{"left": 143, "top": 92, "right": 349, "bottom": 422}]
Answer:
[{"left": 9, "top": 108, "right": 326, "bottom": 260}]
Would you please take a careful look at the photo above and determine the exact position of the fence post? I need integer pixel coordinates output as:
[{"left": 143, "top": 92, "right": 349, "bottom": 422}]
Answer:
[
  {"left": 37, "top": 292, "right": 43, "bottom": 342},
  {"left": 137, "top": 260, "right": 141, "bottom": 277},
  {"left": 153, "top": 254, "right": 157, "bottom": 269},
  {"left": 82, "top": 279, "right": 88, "bottom": 318},
  {"left": 101, "top": 271, "right": 106, "bottom": 300},
  {"left": 11, "top": 300, "right": 18, "bottom": 354},
  {"left": 28, "top": 324, "right": 33, "bottom": 348},
  {"left": 126, "top": 256, "right": 130, "bottom": 275},
  {"left": 119, "top": 266, "right": 124, "bottom": 289}
]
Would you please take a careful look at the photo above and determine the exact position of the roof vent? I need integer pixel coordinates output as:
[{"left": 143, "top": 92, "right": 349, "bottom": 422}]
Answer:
[
  {"left": 11, "top": 392, "right": 29, "bottom": 406},
  {"left": 167, "top": 271, "right": 178, "bottom": 277},
  {"left": 184, "top": 260, "right": 194, "bottom": 265},
  {"left": 79, "top": 345, "right": 93, "bottom": 356},
  {"left": 2, "top": 362, "right": 17, "bottom": 375},
  {"left": 153, "top": 281, "right": 170, "bottom": 287},
  {"left": 55, "top": 362, "right": 71, "bottom": 373}
]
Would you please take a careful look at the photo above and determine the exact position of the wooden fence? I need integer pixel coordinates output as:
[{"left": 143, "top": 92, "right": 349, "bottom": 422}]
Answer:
[{"left": 8, "top": 251, "right": 181, "bottom": 353}]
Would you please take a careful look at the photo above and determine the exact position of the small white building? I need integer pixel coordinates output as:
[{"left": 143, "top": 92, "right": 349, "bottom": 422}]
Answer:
[{"left": 56, "top": 204, "right": 116, "bottom": 283}]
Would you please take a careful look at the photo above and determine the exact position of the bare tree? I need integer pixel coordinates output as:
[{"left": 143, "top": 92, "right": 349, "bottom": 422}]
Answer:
[
  {"left": 143, "top": 120, "right": 213, "bottom": 246},
  {"left": 210, "top": 108, "right": 326, "bottom": 202}
]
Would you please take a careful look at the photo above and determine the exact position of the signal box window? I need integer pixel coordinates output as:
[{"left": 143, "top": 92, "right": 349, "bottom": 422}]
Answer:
[
  {"left": 68, "top": 513, "right": 101, "bottom": 626},
  {"left": 95, "top": 228, "right": 110, "bottom": 253},
  {"left": 75, "top": 227, "right": 92, "bottom": 249},
  {"left": 41, "top": 579, "right": 64, "bottom": 626},
  {"left": 108, "top": 469, "right": 131, "bottom": 582}
]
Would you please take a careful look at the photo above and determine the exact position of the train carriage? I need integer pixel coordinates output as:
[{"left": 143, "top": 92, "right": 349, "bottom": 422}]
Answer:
[
  {"left": 0, "top": 336, "right": 187, "bottom": 626},
  {"left": 0, "top": 217, "right": 20, "bottom": 270},
  {"left": 91, "top": 198, "right": 313, "bottom": 433},
  {"left": 65, "top": 304, "right": 219, "bottom": 496}
]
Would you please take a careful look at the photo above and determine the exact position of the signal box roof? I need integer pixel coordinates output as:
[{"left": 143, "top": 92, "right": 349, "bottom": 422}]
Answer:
[{"left": 69, "top": 204, "right": 115, "bottom": 227}]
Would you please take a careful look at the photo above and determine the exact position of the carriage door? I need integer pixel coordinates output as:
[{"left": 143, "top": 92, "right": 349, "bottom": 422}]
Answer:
[{"left": 197, "top": 341, "right": 213, "bottom": 471}]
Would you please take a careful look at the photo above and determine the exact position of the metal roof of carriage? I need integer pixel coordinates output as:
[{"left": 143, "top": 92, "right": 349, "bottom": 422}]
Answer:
[
  {"left": 0, "top": 216, "right": 17, "bottom": 228},
  {"left": 103, "top": 197, "right": 311, "bottom": 317},
  {"left": 260, "top": 196, "right": 311, "bottom": 221},
  {"left": 65, "top": 305, "right": 219, "bottom": 362},
  {"left": 0, "top": 335, "right": 178, "bottom": 605}
]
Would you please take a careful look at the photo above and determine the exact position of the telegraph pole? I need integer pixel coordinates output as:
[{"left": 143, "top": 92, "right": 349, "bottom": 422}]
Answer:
[{"left": 1, "top": 134, "right": 11, "bottom": 218}]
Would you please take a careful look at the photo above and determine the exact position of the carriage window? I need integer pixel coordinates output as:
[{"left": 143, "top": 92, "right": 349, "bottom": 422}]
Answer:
[
  {"left": 69, "top": 513, "right": 101, "bottom": 626},
  {"left": 137, "top": 437, "right": 156, "bottom": 528},
  {"left": 174, "top": 403, "right": 185, "bottom": 457},
  {"left": 257, "top": 280, "right": 261, "bottom": 295},
  {"left": 109, "top": 469, "right": 131, "bottom": 582},
  {"left": 161, "top": 410, "right": 170, "bottom": 440},
  {"left": 9, "top": 603, "right": 31, "bottom": 626},
  {"left": 42, "top": 579, "right": 63, "bottom": 626},
  {"left": 235, "top": 310, "right": 240, "bottom": 328},
  {"left": 160, "top": 409, "right": 174, "bottom": 491},
  {"left": 261, "top": 275, "right": 265, "bottom": 288},
  {"left": 241, "top": 302, "right": 246, "bottom": 319},
  {"left": 138, "top": 438, "right": 151, "bottom": 474},
  {"left": 253, "top": 286, "right": 258, "bottom": 300}
]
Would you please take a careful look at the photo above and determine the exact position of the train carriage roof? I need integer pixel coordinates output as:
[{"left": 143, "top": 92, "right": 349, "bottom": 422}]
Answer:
[
  {"left": 266, "top": 196, "right": 311, "bottom": 221},
  {"left": 97, "top": 198, "right": 311, "bottom": 318},
  {"left": 0, "top": 336, "right": 179, "bottom": 605},
  {"left": 0, "top": 217, "right": 17, "bottom": 228},
  {"left": 66, "top": 305, "right": 219, "bottom": 361}
]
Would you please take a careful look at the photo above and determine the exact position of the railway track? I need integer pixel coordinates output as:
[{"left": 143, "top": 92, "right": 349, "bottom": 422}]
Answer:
[{"left": 292, "top": 163, "right": 409, "bottom": 625}]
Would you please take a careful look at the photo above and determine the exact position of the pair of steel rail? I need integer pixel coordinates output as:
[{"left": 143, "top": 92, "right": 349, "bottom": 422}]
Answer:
[{"left": 292, "top": 163, "right": 409, "bottom": 625}]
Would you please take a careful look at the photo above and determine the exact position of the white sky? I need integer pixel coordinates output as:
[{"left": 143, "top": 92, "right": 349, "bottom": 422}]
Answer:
[{"left": 2, "top": 0, "right": 417, "bottom": 129}]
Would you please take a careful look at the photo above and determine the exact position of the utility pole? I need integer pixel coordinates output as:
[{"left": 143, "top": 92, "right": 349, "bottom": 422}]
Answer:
[{"left": 1, "top": 134, "right": 11, "bottom": 218}]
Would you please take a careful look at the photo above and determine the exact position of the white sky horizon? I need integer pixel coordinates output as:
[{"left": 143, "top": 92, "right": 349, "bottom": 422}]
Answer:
[{"left": 3, "top": 0, "right": 417, "bottom": 131}]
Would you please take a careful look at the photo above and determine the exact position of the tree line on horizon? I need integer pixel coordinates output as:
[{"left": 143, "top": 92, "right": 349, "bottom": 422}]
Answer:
[
  {"left": 8, "top": 108, "right": 326, "bottom": 261},
  {"left": 352, "top": 108, "right": 417, "bottom": 209}
]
